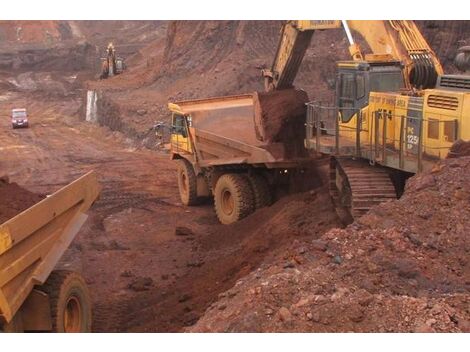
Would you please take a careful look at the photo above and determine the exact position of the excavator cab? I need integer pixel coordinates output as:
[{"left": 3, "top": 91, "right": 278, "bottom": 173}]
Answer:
[{"left": 336, "top": 61, "right": 405, "bottom": 122}]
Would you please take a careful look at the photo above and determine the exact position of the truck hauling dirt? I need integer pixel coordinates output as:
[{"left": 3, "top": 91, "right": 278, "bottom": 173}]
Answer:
[
  {"left": 0, "top": 172, "right": 100, "bottom": 332},
  {"left": 168, "top": 88, "right": 313, "bottom": 224}
]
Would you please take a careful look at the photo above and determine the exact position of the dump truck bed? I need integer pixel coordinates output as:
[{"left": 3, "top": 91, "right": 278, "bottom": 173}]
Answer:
[
  {"left": 0, "top": 171, "right": 100, "bottom": 324},
  {"left": 173, "top": 94, "right": 261, "bottom": 147},
  {"left": 171, "top": 93, "right": 309, "bottom": 168}
]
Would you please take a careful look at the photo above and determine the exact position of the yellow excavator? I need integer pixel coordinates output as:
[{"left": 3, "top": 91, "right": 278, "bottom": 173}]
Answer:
[
  {"left": 100, "top": 42, "right": 125, "bottom": 79},
  {"left": 265, "top": 20, "right": 470, "bottom": 222}
]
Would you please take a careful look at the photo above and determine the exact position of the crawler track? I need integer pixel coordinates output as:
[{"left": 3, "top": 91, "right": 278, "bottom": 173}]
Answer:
[{"left": 330, "top": 157, "right": 398, "bottom": 222}]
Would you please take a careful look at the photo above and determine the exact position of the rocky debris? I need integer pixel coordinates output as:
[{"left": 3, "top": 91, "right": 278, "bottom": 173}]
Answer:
[
  {"left": 127, "top": 277, "right": 154, "bottom": 292},
  {"left": 190, "top": 157, "right": 470, "bottom": 332},
  {"left": 175, "top": 226, "right": 195, "bottom": 237},
  {"left": 447, "top": 139, "right": 470, "bottom": 159},
  {"left": 186, "top": 259, "right": 205, "bottom": 268},
  {"left": 178, "top": 293, "right": 192, "bottom": 303},
  {"left": 120, "top": 270, "right": 133, "bottom": 278}
]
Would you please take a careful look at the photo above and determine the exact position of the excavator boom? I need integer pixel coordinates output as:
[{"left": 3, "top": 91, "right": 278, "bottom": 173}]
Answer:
[
  {"left": 263, "top": 21, "right": 341, "bottom": 91},
  {"left": 264, "top": 20, "right": 444, "bottom": 91}
]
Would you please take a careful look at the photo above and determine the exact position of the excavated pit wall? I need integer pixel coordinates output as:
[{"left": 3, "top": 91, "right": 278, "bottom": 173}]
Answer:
[{"left": 84, "top": 89, "right": 157, "bottom": 149}]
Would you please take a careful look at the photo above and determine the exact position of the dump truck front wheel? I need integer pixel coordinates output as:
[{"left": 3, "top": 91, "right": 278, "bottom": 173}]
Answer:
[
  {"left": 214, "top": 174, "right": 254, "bottom": 224},
  {"left": 41, "top": 270, "right": 92, "bottom": 333},
  {"left": 248, "top": 174, "right": 272, "bottom": 209},
  {"left": 177, "top": 159, "right": 198, "bottom": 206}
]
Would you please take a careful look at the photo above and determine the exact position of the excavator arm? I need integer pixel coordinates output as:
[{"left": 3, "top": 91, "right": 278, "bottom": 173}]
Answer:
[
  {"left": 263, "top": 20, "right": 444, "bottom": 91},
  {"left": 262, "top": 21, "right": 342, "bottom": 91},
  {"left": 346, "top": 20, "right": 443, "bottom": 89}
]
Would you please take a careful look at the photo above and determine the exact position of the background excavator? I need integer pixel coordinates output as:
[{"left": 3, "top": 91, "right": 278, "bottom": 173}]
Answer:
[
  {"left": 264, "top": 20, "right": 470, "bottom": 222},
  {"left": 100, "top": 42, "right": 125, "bottom": 79}
]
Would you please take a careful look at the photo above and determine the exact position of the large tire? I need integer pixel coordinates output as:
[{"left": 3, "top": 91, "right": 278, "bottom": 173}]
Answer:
[
  {"left": 176, "top": 159, "right": 198, "bottom": 206},
  {"left": 214, "top": 174, "right": 254, "bottom": 224},
  {"left": 248, "top": 174, "right": 272, "bottom": 210},
  {"left": 41, "top": 270, "right": 92, "bottom": 333}
]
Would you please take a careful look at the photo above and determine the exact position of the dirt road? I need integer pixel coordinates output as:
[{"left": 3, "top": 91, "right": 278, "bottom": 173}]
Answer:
[
  {"left": 0, "top": 91, "right": 338, "bottom": 332},
  {"left": 0, "top": 92, "right": 212, "bottom": 331}
]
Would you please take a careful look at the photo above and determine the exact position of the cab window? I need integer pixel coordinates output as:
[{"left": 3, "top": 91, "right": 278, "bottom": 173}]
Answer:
[
  {"left": 356, "top": 75, "right": 365, "bottom": 99},
  {"left": 172, "top": 114, "right": 187, "bottom": 137},
  {"left": 443, "top": 120, "right": 457, "bottom": 143},
  {"left": 340, "top": 73, "right": 355, "bottom": 99},
  {"left": 427, "top": 118, "right": 439, "bottom": 140},
  {"left": 369, "top": 71, "right": 404, "bottom": 92}
]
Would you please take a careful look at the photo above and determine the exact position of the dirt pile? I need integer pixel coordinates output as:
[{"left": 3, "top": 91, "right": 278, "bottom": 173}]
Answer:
[
  {"left": 115, "top": 159, "right": 341, "bottom": 332},
  {"left": 0, "top": 177, "right": 44, "bottom": 223},
  {"left": 190, "top": 156, "right": 470, "bottom": 332}
]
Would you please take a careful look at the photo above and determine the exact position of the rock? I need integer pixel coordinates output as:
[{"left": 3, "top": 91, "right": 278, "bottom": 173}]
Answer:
[
  {"left": 178, "top": 293, "right": 192, "bottom": 303},
  {"left": 306, "top": 312, "right": 313, "bottom": 320},
  {"left": 278, "top": 307, "right": 292, "bottom": 322},
  {"left": 137, "top": 109, "right": 147, "bottom": 116},
  {"left": 127, "top": 277, "right": 153, "bottom": 291},
  {"left": 333, "top": 255, "right": 342, "bottom": 265},
  {"left": 265, "top": 308, "right": 274, "bottom": 316},
  {"left": 454, "top": 189, "right": 468, "bottom": 200},
  {"left": 161, "top": 274, "right": 169, "bottom": 280},
  {"left": 120, "top": 270, "right": 133, "bottom": 277},
  {"left": 414, "top": 322, "right": 435, "bottom": 333},
  {"left": 186, "top": 259, "right": 205, "bottom": 267},
  {"left": 349, "top": 306, "right": 365, "bottom": 323},
  {"left": 311, "top": 311, "right": 321, "bottom": 322},
  {"left": 458, "top": 319, "right": 470, "bottom": 332},
  {"left": 109, "top": 240, "right": 130, "bottom": 250},
  {"left": 311, "top": 239, "right": 328, "bottom": 251},
  {"left": 283, "top": 261, "right": 295, "bottom": 269},
  {"left": 218, "top": 304, "right": 227, "bottom": 311},
  {"left": 227, "top": 290, "right": 238, "bottom": 298},
  {"left": 414, "top": 174, "right": 436, "bottom": 191},
  {"left": 175, "top": 226, "right": 195, "bottom": 236}
]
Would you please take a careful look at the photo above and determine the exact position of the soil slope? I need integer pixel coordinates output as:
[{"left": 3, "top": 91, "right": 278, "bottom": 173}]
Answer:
[{"left": 191, "top": 155, "right": 470, "bottom": 332}]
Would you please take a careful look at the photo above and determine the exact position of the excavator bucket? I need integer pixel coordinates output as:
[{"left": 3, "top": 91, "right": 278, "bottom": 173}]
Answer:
[{"left": 253, "top": 88, "right": 309, "bottom": 143}]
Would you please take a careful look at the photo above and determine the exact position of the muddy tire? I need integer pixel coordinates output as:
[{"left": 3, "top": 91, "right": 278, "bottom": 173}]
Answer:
[
  {"left": 41, "top": 270, "right": 92, "bottom": 333},
  {"left": 248, "top": 174, "right": 272, "bottom": 209},
  {"left": 177, "top": 159, "right": 198, "bottom": 206},
  {"left": 214, "top": 174, "right": 254, "bottom": 224}
]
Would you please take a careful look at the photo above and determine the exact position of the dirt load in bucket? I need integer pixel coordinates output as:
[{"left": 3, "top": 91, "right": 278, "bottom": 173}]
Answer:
[
  {"left": 0, "top": 177, "right": 44, "bottom": 223},
  {"left": 190, "top": 155, "right": 470, "bottom": 332},
  {"left": 252, "top": 88, "right": 310, "bottom": 159}
]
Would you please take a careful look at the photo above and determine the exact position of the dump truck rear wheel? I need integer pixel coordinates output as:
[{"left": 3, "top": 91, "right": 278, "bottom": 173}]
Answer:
[
  {"left": 248, "top": 174, "right": 272, "bottom": 209},
  {"left": 41, "top": 270, "right": 92, "bottom": 333},
  {"left": 214, "top": 174, "right": 254, "bottom": 224},
  {"left": 177, "top": 159, "right": 198, "bottom": 206}
]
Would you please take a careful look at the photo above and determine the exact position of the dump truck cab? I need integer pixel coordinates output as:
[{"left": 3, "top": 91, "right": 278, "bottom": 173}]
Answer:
[
  {"left": 168, "top": 104, "right": 192, "bottom": 158},
  {"left": 11, "top": 108, "right": 29, "bottom": 129}
]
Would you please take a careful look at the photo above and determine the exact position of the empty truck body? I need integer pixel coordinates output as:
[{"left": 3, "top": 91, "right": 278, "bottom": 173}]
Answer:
[
  {"left": 168, "top": 90, "right": 311, "bottom": 224},
  {"left": 0, "top": 171, "right": 100, "bottom": 332}
]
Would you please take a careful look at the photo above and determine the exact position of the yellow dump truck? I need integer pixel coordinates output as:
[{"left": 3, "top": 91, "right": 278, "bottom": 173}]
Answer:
[
  {"left": 0, "top": 171, "right": 100, "bottom": 332},
  {"left": 168, "top": 91, "right": 312, "bottom": 224}
]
